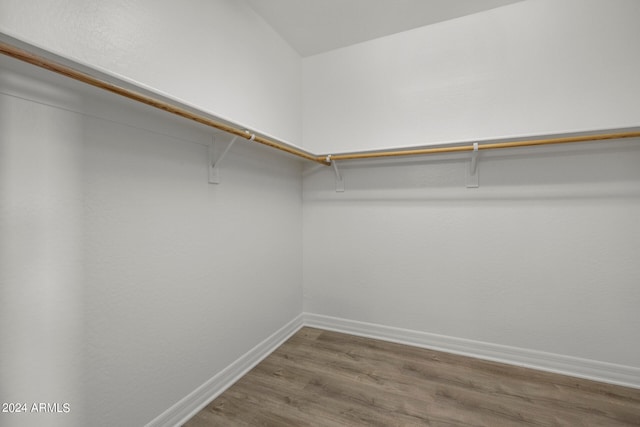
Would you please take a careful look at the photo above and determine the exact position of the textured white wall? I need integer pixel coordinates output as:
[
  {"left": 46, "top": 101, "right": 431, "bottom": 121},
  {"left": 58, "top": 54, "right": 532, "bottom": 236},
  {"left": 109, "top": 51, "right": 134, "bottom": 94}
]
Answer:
[
  {"left": 1, "top": 54, "right": 303, "bottom": 426},
  {"left": 302, "top": 0, "right": 640, "bottom": 153},
  {"left": 303, "top": 140, "right": 640, "bottom": 368},
  {"left": 0, "top": 0, "right": 303, "bottom": 145},
  {"left": 1, "top": 61, "right": 84, "bottom": 427},
  {"left": 301, "top": 0, "right": 640, "bottom": 376}
]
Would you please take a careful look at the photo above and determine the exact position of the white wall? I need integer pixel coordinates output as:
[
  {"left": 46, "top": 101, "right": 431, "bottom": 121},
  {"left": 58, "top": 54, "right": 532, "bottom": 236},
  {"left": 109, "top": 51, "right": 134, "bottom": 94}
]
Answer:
[
  {"left": 302, "top": 0, "right": 640, "bottom": 153},
  {"left": 1, "top": 60, "right": 85, "bottom": 427},
  {"left": 303, "top": 141, "right": 640, "bottom": 371},
  {"left": 302, "top": 0, "right": 640, "bottom": 378},
  {"left": 1, "top": 54, "right": 303, "bottom": 426},
  {"left": 0, "top": 0, "right": 303, "bottom": 145}
]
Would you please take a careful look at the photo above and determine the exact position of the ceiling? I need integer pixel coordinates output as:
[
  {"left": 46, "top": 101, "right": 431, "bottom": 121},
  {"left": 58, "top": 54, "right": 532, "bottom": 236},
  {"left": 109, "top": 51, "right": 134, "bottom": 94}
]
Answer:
[{"left": 246, "top": 0, "right": 524, "bottom": 57}]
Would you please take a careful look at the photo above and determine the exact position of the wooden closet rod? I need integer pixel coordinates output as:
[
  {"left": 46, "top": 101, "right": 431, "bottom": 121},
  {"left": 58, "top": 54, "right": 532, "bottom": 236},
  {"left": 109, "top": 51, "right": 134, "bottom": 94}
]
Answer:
[
  {"left": 2, "top": 38, "right": 639, "bottom": 167},
  {"left": 316, "top": 131, "right": 640, "bottom": 162},
  {"left": 0, "top": 40, "right": 327, "bottom": 165}
]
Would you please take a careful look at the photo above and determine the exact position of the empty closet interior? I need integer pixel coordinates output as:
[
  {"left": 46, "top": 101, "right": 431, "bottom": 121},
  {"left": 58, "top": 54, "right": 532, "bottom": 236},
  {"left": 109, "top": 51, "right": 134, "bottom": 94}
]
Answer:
[{"left": 1, "top": 1, "right": 639, "bottom": 426}]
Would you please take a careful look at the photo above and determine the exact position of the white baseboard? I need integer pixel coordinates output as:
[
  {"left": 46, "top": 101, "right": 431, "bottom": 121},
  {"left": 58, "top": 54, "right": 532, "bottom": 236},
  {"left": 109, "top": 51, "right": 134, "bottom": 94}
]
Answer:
[
  {"left": 145, "top": 314, "right": 305, "bottom": 427},
  {"left": 304, "top": 313, "right": 640, "bottom": 390}
]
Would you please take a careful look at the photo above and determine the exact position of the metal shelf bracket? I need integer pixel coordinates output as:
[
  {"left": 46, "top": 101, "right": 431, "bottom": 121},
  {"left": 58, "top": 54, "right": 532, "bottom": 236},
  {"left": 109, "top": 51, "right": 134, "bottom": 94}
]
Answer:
[
  {"left": 209, "top": 135, "right": 240, "bottom": 184},
  {"left": 326, "top": 155, "right": 345, "bottom": 192},
  {"left": 466, "top": 142, "right": 479, "bottom": 188}
]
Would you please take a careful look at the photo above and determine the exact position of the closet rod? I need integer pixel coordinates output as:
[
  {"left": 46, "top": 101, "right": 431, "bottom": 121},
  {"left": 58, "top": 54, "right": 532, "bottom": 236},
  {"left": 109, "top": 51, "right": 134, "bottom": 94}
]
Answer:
[
  {"left": 0, "top": 40, "right": 327, "bottom": 166},
  {"left": 316, "top": 131, "right": 640, "bottom": 162}
]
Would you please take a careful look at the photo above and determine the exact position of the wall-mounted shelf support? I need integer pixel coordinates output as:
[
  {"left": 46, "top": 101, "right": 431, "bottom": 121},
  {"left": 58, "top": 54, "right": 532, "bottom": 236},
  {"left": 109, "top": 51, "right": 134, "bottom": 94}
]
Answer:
[
  {"left": 466, "top": 142, "right": 479, "bottom": 188},
  {"left": 209, "top": 135, "right": 240, "bottom": 184},
  {"left": 327, "top": 155, "right": 345, "bottom": 192}
]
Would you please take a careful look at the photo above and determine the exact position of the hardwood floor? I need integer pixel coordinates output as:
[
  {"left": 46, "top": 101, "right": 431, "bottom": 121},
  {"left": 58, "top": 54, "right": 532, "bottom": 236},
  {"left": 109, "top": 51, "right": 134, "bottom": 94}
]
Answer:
[{"left": 184, "top": 327, "right": 640, "bottom": 426}]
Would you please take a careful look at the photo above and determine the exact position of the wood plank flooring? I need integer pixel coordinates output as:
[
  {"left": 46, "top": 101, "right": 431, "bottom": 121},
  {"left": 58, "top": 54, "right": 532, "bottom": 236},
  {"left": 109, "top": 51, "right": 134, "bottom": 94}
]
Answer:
[{"left": 183, "top": 327, "right": 640, "bottom": 426}]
